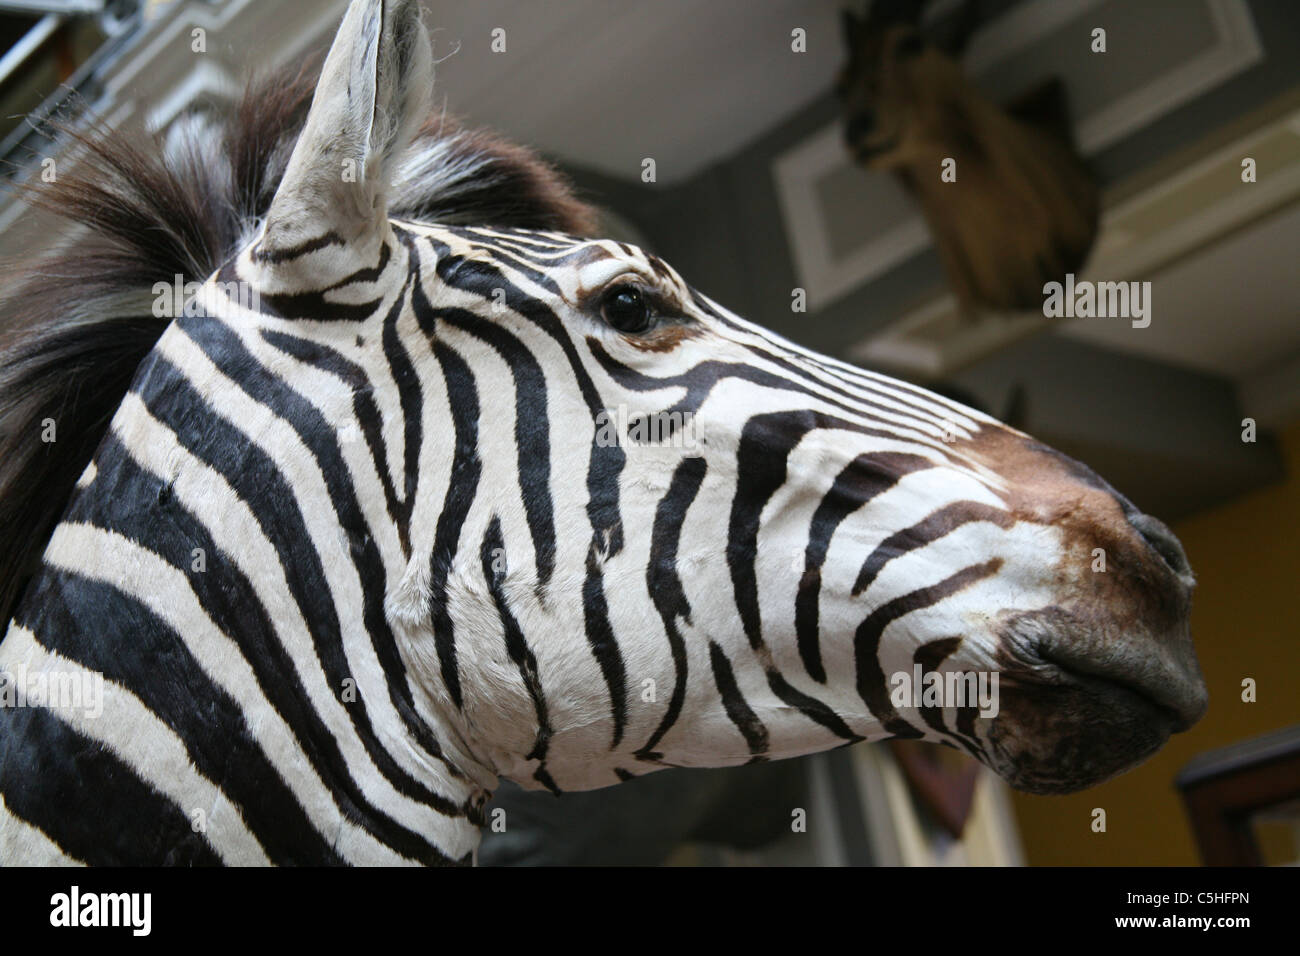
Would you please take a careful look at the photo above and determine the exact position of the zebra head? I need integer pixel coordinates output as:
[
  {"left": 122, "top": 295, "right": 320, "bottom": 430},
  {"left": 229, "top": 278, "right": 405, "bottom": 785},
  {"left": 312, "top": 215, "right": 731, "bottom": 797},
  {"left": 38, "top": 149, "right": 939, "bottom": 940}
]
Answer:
[
  {"left": 228, "top": 0, "right": 1204, "bottom": 799},
  {"left": 0, "top": 0, "right": 1209, "bottom": 866}
]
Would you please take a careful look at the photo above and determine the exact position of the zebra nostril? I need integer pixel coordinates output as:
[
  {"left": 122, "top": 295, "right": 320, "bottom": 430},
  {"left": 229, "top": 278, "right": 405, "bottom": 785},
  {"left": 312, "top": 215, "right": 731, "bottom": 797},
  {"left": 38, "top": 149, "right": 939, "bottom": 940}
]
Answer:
[{"left": 1128, "top": 512, "right": 1192, "bottom": 581}]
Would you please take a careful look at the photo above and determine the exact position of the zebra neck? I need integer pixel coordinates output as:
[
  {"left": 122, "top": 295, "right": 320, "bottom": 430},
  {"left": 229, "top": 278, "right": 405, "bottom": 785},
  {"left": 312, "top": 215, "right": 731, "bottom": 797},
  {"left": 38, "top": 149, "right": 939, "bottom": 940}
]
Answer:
[{"left": 1, "top": 336, "right": 491, "bottom": 863}]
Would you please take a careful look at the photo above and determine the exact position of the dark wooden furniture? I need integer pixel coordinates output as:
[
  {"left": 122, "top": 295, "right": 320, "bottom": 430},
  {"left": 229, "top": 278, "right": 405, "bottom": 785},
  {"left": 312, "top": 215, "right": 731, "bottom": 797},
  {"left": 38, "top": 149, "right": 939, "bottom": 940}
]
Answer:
[{"left": 1177, "top": 724, "right": 1300, "bottom": 866}]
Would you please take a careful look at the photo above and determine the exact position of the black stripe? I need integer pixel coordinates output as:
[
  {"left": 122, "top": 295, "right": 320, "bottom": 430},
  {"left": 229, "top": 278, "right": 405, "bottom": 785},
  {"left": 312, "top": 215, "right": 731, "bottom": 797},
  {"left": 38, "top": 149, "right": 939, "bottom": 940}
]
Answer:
[
  {"left": 424, "top": 337, "right": 482, "bottom": 711},
  {"left": 176, "top": 314, "right": 461, "bottom": 780},
  {"left": 323, "top": 239, "right": 392, "bottom": 291},
  {"left": 687, "top": 287, "right": 722, "bottom": 319},
  {"left": 0, "top": 703, "right": 224, "bottom": 866},
  {"left": 853, "top": 500, "right": 1013, "bottom": 596},
  {"left": 421, "top": 301, "right": 557, "bottom": 591},
  {"left": 261, "top": 320, "right": 415, "bottom": 556},
  {"left": 728, "top": 411, "right": 921, "bottom": 651},
  {"left": 63, "top": 424, "right": 452, "bottom": 862},
  {"left": 765, "top": 670, "right": 863, "bottom": 743},
  {"left": 648, "top": 255, "right": 674, "bottom": 281},
  {"left": 466, "top": 236, "right": 603, "bottom": 269},
  {"left": 382, "top": 276, "right": 423, "bottom": 554},
  {"left": 583, "top": 547, "right": 629, "bottom": 749},
  {"left": 913, "top": 636, "right": 961, "bottom": 739},
  {"left": 796, "top": 452, "right": 932, "bottom": 682},
  {"left": 740, "top": 343, "right": 960, "bottom": 437},
  {"left": 587, "top": 341, "right": 872, "bottom": 427},
  {"left": 855, "top": 559, "right": 1004, "bottom": 738},
  {"left": 131, "top": 361, "right": 469, "bottom": 813},
  {"left": 14, "top": 566, "right": 343, "bottom": 865},
  {"left": 480, "top": 517, "right": 557, "bottom": 793},
  {"left": 259, "top": 290, "right": 384, "bottom": 323},
  {"left": 587, "top": 339, "right": 954, "bottom": 458},
  {"left": 708, "top": 642, "right": 769, "bottom": 759},
  {"left": 428, "top": 238, "right": 632, "bottom": 739},
  {"left": 252, "top": 237, "right": 389, "bottom": 322},
  {"left": 636, "top": 455, "right": 707, "bottom": 759},
  {"left": 911, "top": 636, "right": 984, "bottom": 757},
  {"left": 741, "top": 341, "right": 975, "bottom": 434},
  {"left": 252, "top": 230, "right": 345, "bottom": 264}
]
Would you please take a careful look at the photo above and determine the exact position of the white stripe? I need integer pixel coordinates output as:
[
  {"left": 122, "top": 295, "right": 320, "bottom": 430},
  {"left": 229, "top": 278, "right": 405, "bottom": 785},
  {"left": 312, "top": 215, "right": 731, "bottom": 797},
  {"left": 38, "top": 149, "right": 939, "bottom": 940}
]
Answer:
[
  {"left": 155, "top": 322, "right": 485, "bottom": 819},
  {"left": 0, "top": 790, "right": 84, "bottom": 866},
  {"left": 0, "top": 626, "right": 268, "bottom": 865},
  {"left": 41, "top": 522, "right": 415, "bottom": 866},
  {"left": 111, "top": 390, "right": 469, "bottom": 847}
]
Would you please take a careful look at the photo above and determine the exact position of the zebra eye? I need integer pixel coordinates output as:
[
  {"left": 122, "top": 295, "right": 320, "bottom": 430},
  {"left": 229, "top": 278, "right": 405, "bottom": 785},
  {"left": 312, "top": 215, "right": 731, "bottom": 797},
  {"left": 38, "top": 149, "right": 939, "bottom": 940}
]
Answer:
[{"left": 601, "top": 285, "right": 654, "bottom": 334}]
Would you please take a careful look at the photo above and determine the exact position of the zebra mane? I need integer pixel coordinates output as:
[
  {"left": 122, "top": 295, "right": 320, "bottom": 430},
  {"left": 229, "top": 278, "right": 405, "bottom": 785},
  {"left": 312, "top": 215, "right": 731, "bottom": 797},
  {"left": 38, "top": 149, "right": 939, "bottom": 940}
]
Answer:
[{"left": 0, "top": 61, "right": 597, "bottom": 627}]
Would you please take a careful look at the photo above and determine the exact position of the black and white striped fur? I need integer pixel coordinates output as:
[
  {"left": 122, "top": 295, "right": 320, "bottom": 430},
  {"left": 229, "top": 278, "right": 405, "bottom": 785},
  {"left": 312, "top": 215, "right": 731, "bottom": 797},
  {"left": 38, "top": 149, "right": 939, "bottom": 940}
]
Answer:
[{"left": 0, "top": 0, "right": 1206, "bottom": 865}]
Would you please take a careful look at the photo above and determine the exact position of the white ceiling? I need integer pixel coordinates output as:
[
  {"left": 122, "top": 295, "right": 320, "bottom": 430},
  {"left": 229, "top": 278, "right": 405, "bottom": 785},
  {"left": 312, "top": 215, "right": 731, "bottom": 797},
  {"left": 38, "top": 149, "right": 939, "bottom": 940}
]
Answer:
[
  {"left": 3, "top": 0, "right": 1293, "bottom": 408},
  {"left": 424, "top": 0, "right": 846, "bottom": 183},
  {"left": 1061, "top": 201, "right": 1300, "bottom": 379}
]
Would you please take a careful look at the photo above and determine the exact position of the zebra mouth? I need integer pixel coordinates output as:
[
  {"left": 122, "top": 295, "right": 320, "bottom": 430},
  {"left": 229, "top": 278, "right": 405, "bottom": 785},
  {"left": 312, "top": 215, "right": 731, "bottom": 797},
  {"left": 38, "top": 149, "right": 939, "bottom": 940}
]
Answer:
[
  {"left": 985, "top": 648, "right": 1190, "bottom": 795},
  {"left": 996, "top": 607, "right": 1208, "bottom": 733},
  {"left": 1036, "top": 648, "right": 1201, "bottom": 734}
]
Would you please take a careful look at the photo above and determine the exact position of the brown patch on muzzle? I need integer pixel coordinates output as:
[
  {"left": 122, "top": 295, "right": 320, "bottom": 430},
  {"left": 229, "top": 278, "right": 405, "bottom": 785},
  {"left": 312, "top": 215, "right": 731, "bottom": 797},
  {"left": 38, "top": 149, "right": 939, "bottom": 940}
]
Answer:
[
  {"left": 950, "top": 424, "right": 1208, "bottom": 791},
  {"left": 954, "top": 425, "right": 1191, "bottom": 635}
]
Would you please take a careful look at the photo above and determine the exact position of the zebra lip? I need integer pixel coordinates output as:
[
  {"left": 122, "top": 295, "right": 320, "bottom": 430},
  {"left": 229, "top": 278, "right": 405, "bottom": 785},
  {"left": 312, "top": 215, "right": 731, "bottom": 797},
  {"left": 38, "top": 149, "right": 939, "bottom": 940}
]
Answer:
[
  {"left": 999, "top": 609, "right": 1208, "bottom": 731},
  {"left": 1035, "top": 646, "right": 1204, "bottom": 733}
]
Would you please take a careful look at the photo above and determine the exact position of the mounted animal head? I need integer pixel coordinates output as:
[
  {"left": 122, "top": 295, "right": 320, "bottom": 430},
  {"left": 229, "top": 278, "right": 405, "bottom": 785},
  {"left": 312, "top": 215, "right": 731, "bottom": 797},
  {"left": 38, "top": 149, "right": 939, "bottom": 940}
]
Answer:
[
  {"left": 836, "top": 0, "right": 1100, "bottom": 311},
  {"left": 837, "top": 0, "right": 983, "bottom": 170},
  {"left": 0, "top": 0, "right": 1205, "bottom": 864}
]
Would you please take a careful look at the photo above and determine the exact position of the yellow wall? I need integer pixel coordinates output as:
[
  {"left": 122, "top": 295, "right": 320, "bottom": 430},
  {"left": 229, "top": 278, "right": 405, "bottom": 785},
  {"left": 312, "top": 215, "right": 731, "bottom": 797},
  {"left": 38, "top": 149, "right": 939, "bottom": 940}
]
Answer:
[{"left": 1010, "top": 419, "right": 1300, "bottom": 865}]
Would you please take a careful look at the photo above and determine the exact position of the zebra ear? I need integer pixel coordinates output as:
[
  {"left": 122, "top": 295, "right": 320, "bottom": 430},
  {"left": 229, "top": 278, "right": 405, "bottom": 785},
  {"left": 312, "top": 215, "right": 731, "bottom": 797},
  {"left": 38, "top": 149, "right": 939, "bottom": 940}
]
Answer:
[{"left": 258, "top": 0, "right": 431, "bottom": 267}]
